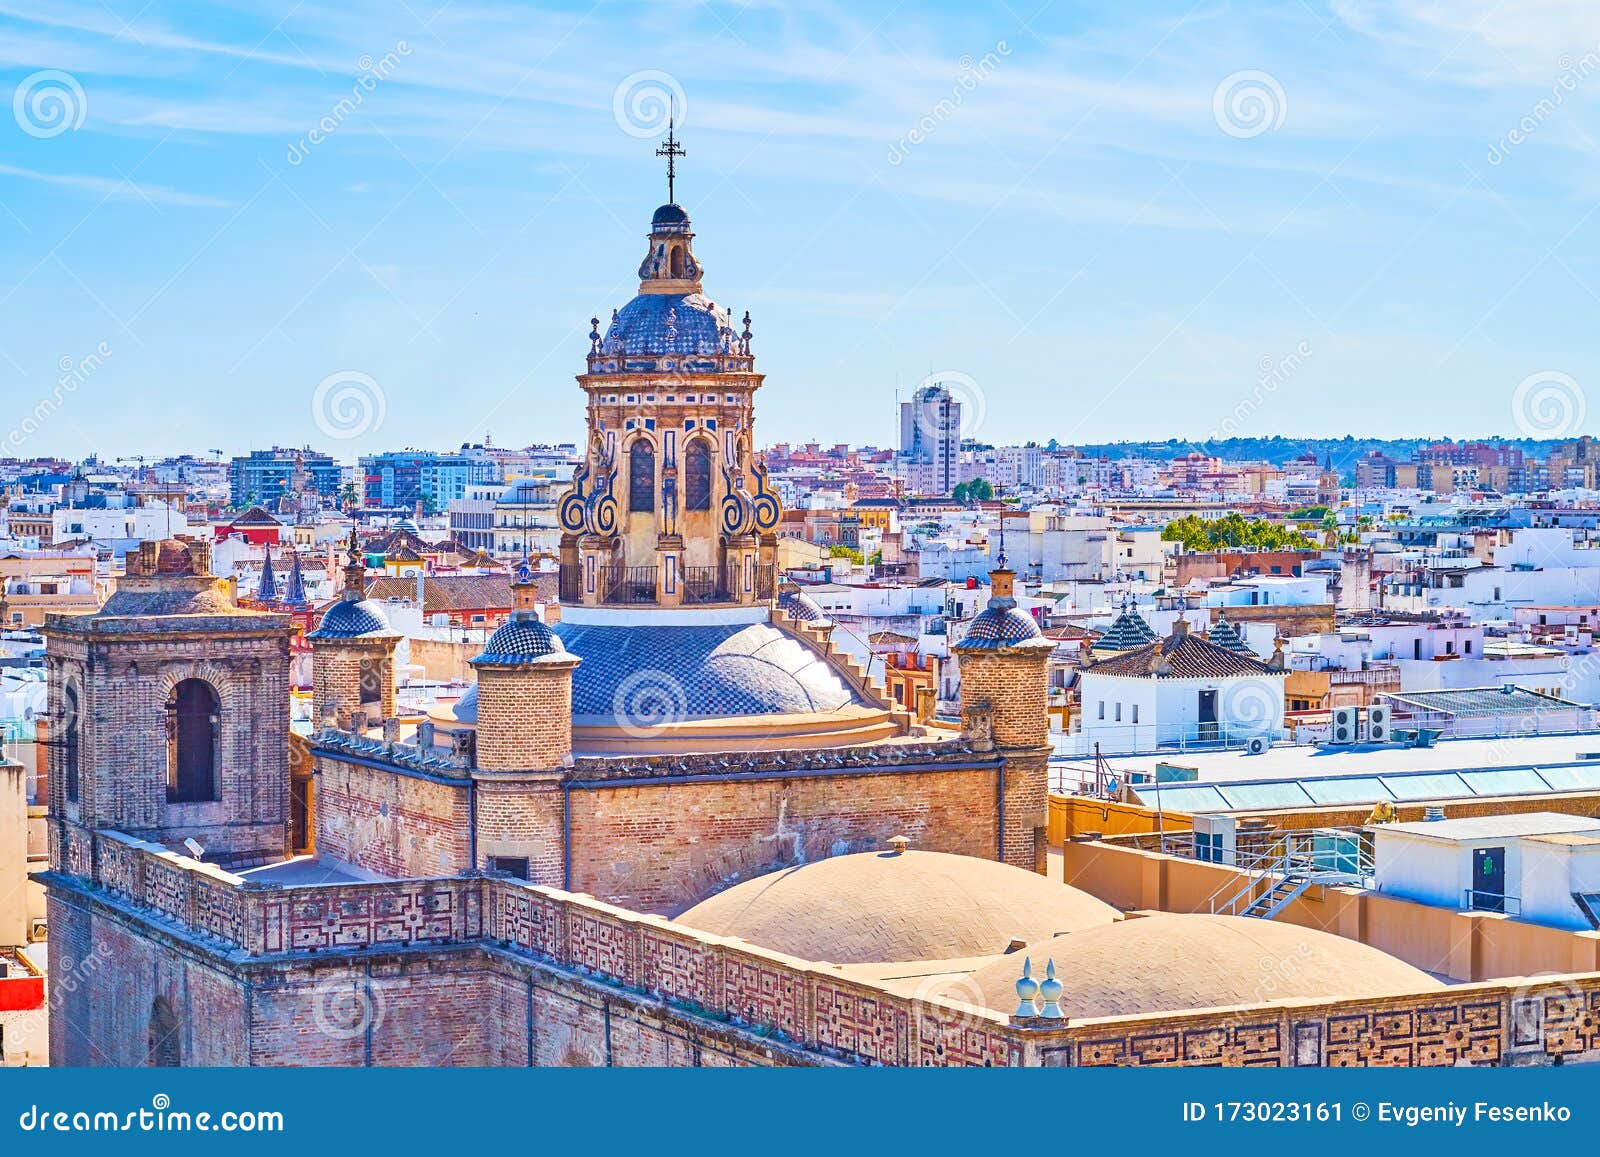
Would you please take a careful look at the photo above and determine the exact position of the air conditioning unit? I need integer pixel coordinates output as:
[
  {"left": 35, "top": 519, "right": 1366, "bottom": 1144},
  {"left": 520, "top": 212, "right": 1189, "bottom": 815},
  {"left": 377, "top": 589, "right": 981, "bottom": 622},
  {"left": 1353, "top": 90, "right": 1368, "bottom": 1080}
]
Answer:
[
  {"left": 1367, "top": 703, "right": 1392, "bottom": 743},
  {"left": 1246, "top": 735, "right": 1270, "bottom": 755},
  {"left": 1330, "top": 705, "right": 1358, "bottom": 745}
]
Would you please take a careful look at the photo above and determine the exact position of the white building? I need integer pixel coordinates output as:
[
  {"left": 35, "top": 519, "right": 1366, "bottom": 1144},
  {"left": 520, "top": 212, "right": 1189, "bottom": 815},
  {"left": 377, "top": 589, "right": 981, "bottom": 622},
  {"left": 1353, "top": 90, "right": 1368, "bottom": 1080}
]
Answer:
[
  {"left": 1072, "top": 618, "right": 1287, "bottom": 754},
  {"left": 1373, "top": 813, "right": 1600, "bottom": 928}
]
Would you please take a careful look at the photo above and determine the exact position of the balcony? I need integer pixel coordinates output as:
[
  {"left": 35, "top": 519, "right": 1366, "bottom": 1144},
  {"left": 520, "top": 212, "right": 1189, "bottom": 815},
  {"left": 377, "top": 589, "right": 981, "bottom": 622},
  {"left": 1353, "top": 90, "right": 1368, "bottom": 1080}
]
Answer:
[
  {"left": 598, "top": 565, "right": 657, "bottom": 606},
  {"left": 557, "top": 561, "right": 777, "bottom": 607},
  {"left": 682, "top": 566, "right": 730, "bottom": 605}
]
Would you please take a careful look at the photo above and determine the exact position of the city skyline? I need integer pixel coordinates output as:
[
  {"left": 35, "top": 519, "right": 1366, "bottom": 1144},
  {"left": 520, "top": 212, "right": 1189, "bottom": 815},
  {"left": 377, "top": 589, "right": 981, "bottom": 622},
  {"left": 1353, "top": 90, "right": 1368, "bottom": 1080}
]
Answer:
[{"left": 3, "top": 1, "right": 1600, "bottom": 458}]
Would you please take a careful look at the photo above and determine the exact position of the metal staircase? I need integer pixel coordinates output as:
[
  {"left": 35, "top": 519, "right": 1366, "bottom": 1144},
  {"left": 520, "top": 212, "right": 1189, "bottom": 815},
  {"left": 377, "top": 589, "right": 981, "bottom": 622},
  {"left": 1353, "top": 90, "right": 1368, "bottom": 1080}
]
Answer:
[{"left": 1205, "top": 830, "right": 1373, "bottom": 920}]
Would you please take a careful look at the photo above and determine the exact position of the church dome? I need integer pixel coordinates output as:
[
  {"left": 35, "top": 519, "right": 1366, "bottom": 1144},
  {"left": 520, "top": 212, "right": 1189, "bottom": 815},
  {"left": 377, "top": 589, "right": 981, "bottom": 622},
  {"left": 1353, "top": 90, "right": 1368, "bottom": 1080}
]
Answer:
[
  {"left": 472, "top": 615, "right": 564, "bottom": 665},
  {"left": 675, "top": 849, "right": 1120, "bottom": 963},
  {"left": 776, "top": 586, "right": 830, "bottom": 625},
  {"left": 651, "top": 202, "right": 690, "bottom": 228},
  {"left": 958, "top": 604, "right": 1048, "bottom": 649},
  {"left": 307, "top": 596, "right": 396, "bottom": 640},
  {"left": 602, "top": 293, "right": 736, "bottom": 358},
  {"left": 945, "top": 913, "right": 1443, "bottom": 1018},
  {"left": 555, "top": 619, "right": 857, "bottom": 722}
]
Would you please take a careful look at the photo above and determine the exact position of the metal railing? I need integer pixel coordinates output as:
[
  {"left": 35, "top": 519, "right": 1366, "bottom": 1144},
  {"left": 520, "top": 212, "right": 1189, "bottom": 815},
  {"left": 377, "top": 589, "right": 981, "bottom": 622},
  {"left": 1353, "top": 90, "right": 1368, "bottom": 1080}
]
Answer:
[
  {"left": 558, "top": 565, "right": 581, "bottom": 603},
  {"left": 1463, "top": 888, "right": 1520, "bottom": 915},
  {"left": 1203, "top": 829, "right": 1375, "bottom": 920},
  {"left": 598, "top": 565, "right": 657, "bottom": 605},
  {"left": 682, "top": 566, "right": 730, "bottom": 605}
]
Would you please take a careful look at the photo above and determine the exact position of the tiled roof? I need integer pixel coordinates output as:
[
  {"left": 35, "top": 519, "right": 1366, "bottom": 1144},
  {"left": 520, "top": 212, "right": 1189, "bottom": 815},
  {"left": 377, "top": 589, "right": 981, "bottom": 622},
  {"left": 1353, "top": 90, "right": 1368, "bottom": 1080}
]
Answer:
[
  {"left": 558, "top": 620, "right": 861, "bottom": 722},
  {"left": 1095, "top": 607, "right": 1158, "bottom": 652},
  {"left": 365, "top": 574, "right": 535, "bottom": 613},
  {"left": 364, "top": 527, "right": 433, "bottom": 555},
  {"left": 1087, "top": 630, "right": 1282, "bottom": 679},
  {"left": 306, "top": 597, "right": 397, "bottom": 640},
  {"left": 229, "top": 505, "right": 282, "bottom": 526},
  {"left": 1205, "top": 615, "right": 1253, "bottom": 654},
  {"left": 472, "top": 615, "right": 565, "bottom": 665},
  {"left": 957, "top": 604, "right": 1048, "bottom": 649}
]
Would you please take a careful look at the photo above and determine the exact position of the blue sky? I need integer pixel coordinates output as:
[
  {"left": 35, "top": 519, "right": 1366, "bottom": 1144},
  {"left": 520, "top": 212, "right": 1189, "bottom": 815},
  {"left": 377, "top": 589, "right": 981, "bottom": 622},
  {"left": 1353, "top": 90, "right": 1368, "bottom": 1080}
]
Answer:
[{"left": 2, "top": 0, "right": 1599, "bottom": 460}]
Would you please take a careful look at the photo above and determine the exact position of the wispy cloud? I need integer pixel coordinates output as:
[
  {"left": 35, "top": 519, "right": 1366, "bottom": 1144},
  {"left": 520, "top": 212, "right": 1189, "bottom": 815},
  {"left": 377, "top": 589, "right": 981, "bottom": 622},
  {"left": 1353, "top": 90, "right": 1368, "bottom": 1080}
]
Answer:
[{"left": 0, "top": 161, "right": 235, "bottom": 208}]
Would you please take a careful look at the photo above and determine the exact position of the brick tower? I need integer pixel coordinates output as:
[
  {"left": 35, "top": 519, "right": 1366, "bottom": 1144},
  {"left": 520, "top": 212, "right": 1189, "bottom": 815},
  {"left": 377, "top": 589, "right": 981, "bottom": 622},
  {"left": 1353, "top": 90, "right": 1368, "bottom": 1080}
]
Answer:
[
  {"left": 41, "top": 537, "right": 291, "bottom": 863},
  {"left": 467, "top": 555, "right": 580, "bottom": 883},
  {"left": 306, "top": 529, "right": 399, "bottom": 729},
  {"left": 951, "top": 556, "right": 1055, "bottom": 873}
]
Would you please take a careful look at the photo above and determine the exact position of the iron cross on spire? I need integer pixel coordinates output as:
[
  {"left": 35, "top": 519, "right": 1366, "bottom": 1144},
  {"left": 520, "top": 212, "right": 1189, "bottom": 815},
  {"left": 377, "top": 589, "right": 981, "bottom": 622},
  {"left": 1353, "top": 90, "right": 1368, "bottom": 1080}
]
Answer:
[{"left": 656, "top": 112, "right": 685, "bottom": 204}]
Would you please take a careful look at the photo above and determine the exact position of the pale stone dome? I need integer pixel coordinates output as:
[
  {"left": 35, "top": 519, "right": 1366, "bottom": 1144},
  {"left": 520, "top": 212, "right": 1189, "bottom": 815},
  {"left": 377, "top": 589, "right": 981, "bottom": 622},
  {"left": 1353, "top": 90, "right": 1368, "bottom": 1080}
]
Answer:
[
  {"left": 674, "top": 849, "right": 1120, "bottom": 964},
  {"left": 943, "top": 913, "right": 1444, "bottom": 1018}
]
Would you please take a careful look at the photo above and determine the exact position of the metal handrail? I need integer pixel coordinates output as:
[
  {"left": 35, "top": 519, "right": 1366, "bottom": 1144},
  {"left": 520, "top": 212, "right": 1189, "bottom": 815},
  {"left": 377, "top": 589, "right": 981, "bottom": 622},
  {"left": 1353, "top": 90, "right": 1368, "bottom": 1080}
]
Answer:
[
  {"left": 1203, "top": 829, "right": 1375, "bottom": 917},
  {"left": 598, "top": 565, "right": 657, "bottom": 605},
  {"left": 1462, "top": 888, "right": 1521, "bottom": 915}
]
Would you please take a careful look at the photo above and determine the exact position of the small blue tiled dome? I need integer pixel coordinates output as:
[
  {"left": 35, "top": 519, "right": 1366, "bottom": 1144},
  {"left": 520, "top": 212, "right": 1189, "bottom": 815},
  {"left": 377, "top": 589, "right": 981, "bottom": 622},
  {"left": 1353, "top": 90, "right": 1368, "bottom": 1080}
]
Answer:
[
  {"left": 652, "top": 202, "right": 690, "bottom": 228},
  {"left": 307, "top": 596, "right": 395, "bottom": 640},
  {"left": 472, "top": 616, "right": 565, "bottom": 665},
  {"left": 604, "top": 293, "right": 734, "bottom": 358},
  {"left": 958, "top": 605, "right": 1046, "bottom": 649}
]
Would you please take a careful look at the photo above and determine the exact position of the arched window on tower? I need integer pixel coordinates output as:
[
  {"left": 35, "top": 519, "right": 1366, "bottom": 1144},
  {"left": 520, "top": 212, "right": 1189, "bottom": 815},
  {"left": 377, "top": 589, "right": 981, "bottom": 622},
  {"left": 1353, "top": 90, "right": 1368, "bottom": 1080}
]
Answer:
[
  {"left": 685, "top": 440, "right": 712, "bottom": 511},
  {"left": 629, "top": 440, "right": 656, "bottom": 513},
  {"left": 669, "top": 244, "right": 686, "bottom": 279},
  {"left": 148, "top": 997, "right": 181, "bottom": 1066},
  {"left": 166, "top": 679, "right": 219, "bottom": 803},
  {"left": 62, "top": 682, "right": 80, "bottom": 803}
]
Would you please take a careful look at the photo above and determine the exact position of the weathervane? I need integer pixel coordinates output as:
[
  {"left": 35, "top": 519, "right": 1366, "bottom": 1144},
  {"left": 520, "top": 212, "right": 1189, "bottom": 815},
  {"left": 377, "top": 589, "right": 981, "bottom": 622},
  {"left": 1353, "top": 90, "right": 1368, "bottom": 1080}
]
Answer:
[{"left": 656, "top": 108, "right": 685, "bottom": 203}]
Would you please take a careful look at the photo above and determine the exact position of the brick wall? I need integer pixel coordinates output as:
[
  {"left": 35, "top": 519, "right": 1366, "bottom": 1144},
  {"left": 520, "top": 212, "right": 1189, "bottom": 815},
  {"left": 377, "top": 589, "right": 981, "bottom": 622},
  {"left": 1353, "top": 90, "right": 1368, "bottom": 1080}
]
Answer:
[
  {"left": 314, "top": 755, "right": 470, "bottom": 879},
  {"left": 42, "top": 829, "right": 1600, "bottom": 1069},
  {"left": 567, "top": 765, "right": 1004, "bottom": 915}
]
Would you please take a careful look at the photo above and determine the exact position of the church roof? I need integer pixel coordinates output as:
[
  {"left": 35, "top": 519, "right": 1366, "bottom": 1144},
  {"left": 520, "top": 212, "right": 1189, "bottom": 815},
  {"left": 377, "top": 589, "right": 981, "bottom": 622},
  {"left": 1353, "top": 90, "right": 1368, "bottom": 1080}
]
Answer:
[
  {"left": 365, "top": 574, "right": 529, "bottom": 613},
  {"left": 776, "top": 586, "right": 831, "bottom": 626},
  {"left": 282, "top": 550, "right": 308, "bottom": 605},
  {"left": 1206, "top": 613, "right": 1253, "bottom": 654},
  {"left": 452, "top": 618, "right": 863, "bottom": 725},
  {"left": 651, "top": 202, "right": 690, "bottom": 227},
  {"left": 675, "top": 849, "right": 1120, "bottom": 963},
  {"left": 600, "top": 292, "right": 738, "bottom": 359},
  {"left": 306, "top": 596, "right": 397, "bottom": 640},
  {"left": 946, "top": 914, "right": 1442, "bottom": 1019},
  {"left": 958, "top": 603, "right": 1049, "bottom": 649},
  {"left": 1087, "top": 627, "right": 1281, "bottom": 679},
  {"left": 1095, "top": 606, "right": 1158, "bottom": 652},
  {"left": 472, "top": 615, "right": 566, "bottom": 665},
  {"left": 256, "top": 544, "right": 278, "bottom": 602}
]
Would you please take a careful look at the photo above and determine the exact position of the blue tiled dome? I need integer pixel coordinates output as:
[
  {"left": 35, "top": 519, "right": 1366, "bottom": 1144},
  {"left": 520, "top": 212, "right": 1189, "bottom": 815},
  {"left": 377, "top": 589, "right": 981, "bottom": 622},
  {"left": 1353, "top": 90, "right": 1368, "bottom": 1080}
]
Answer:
[
  {"left": 602, "top": 293, "right": 735, "bottom": 358},
  {"left": 307, "top": 596, "right": 395, "bottom": 640},
  {"left": 777, "top": 587, "right": 831, "bottom": 625},
  {"left": 452, "top": 620, "right": 862, "bottom": 725},
  {"left": 652, "top": 202, "right": 690, "bottom": 228},
  {"left": 958, "top": 605, "right": 1047, "bottom": 650},
  {"left": 472, "top": 616, "right": 564, "bottom": 665}
]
